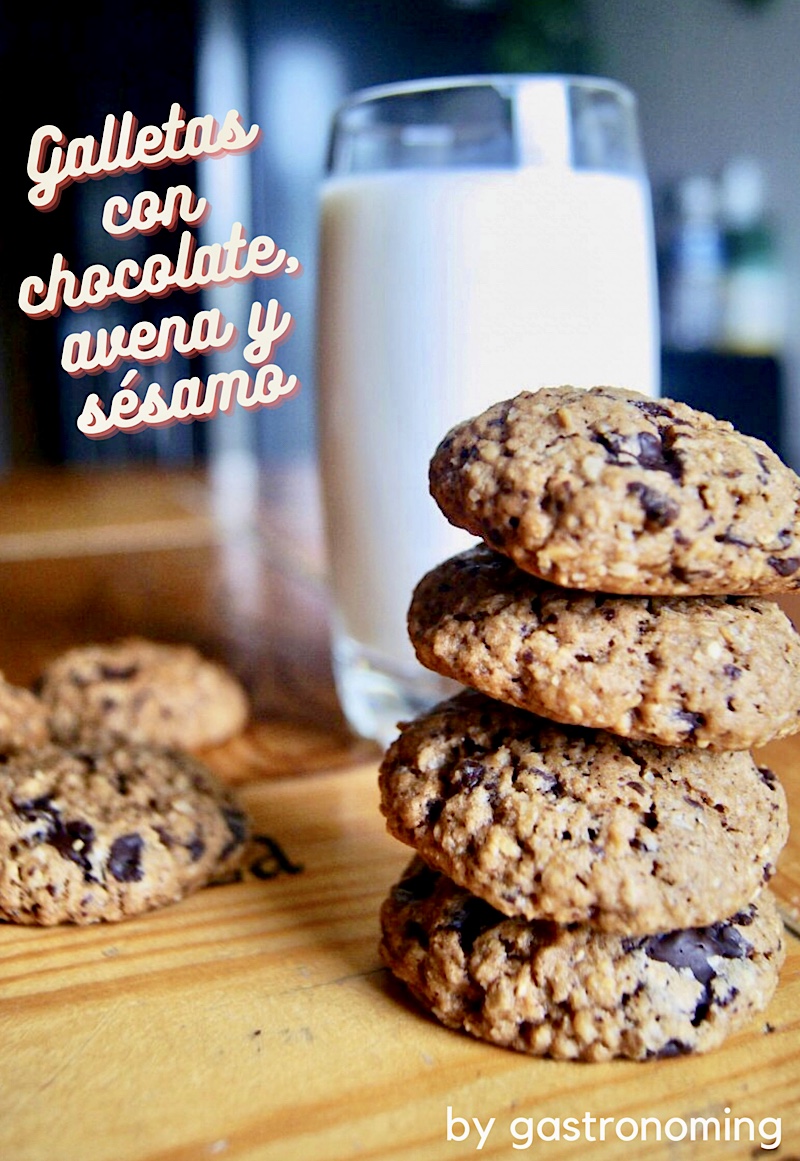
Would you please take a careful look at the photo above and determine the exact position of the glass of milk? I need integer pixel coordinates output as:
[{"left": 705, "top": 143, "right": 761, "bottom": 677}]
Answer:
[{"left": 315, "top": 75, "right": 659, "bottom": 745}]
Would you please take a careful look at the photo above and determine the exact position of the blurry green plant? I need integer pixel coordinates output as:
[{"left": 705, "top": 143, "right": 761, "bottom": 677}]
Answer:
[{"left": 488, "top": 0, "right": 595, "bottom": 75}]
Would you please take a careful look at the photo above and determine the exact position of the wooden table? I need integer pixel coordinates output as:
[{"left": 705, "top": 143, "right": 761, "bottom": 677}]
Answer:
[{"left": 0, "top": 463, "right": 798, "bottom": 1161}]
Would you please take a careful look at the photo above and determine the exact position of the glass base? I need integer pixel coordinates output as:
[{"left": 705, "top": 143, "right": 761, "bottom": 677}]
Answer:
[{"left": 332, "top": 632, "right": 460, "bottom": 748}]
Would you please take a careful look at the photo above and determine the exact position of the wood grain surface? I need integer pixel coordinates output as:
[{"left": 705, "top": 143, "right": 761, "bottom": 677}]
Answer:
[
  {"left": 0, "top": 464, "right": 798, "bottom": 1160},
  {"left": 2, "top": 762, "right": 799, "bottom": 1161}
]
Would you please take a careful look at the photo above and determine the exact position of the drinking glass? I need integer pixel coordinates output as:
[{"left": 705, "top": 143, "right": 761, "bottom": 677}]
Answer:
[{"left": 315, "top": 75, "right": 659, "bottom": 745}]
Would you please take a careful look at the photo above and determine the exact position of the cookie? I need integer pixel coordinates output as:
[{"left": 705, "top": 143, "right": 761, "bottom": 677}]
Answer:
[
  {"left": 429, "top": 386, "right": 800, "bottom": 595},
  {"left": 0, "top": 743, "right": 250, "bottom": 924},
  {"left": 39, "top": 638, "right": 249, "bottom": 750},
  {"left": 379, "top": 858, "right": 785, "bottom": 1062},
  {"left": 0, "top": 675, "right": 49, "bottom": 754},
  {"left": 408, "top": 545, "right": 800, "bottom": 750},
  {"left": 378, "top": 691, "right": 788, "bottom": 933}
]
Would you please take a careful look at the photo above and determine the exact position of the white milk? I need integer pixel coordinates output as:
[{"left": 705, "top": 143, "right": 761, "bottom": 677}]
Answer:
[{"left": 316, "top": 166, "right": 659, "bottom": 674}]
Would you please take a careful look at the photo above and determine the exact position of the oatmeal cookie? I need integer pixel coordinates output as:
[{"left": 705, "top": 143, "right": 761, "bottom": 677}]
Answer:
[
  {"left": 379, "top": 858, "right": 785, "bottom": 1061},
  {"left": 39, "top": 638, "right": 249, "bottom": 750},
  {"left": 379, "top": 691, "right": 788, "bottom": 933},
  {"left": 429, "top": 386, "right": 800, "bottom": 594},
  {"left": 0, "top": 675, "right": 49, "bottom": 754},
  {"left": 0, "top": 743, "right": 250, "bottom": 924},
  {"left": 408, "top": 545, "right": 800, "bottom": 749}
]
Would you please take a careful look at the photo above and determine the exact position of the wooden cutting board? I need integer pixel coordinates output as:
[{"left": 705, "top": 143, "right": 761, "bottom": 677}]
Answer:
[{"left": 1, "top": 758, "right": 798, "bottom": 1161}]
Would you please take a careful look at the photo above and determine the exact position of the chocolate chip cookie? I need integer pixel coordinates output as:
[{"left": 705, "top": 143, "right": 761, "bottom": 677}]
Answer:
[
  {"left": 39, "top": 638, "right": 249, "bottom": 750},
  {"left": 0, "top": 744, "right": 250, "bottom": 924},
  {"left": 408, "top": 545, "right": 800, "bottom": 750},
  {"left": 379, "top": 858, "right": 785, "bottom": 1062},
  {"left": 0, "top": 675, "right": 49, "bottom": 754},
  {"left": 429, "top": 386, "right": 800, "bottom": 595},
  {"left": 379, "top": 691, "right": 788, "bottom": 933}
]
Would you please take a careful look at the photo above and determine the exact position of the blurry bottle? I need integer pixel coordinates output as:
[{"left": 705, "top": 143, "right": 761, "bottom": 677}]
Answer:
[
  {"left": 663, "top": 174, "right": 725, "bottom": 350},
  {"left": 719, "top": 157, "right": 786, "bottom": 355}
]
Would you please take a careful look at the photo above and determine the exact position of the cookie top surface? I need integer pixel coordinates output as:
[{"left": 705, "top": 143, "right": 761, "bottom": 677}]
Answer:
[
  {"left": 0, "top": 675, "right": 49, "bottom": 754},
  {"left": 429, "top": 386, "right": 800, "bottom": 595},
  {"left": 0, "top": 744, "right": 250, "bottom": 924},
  {"left": 39, "top": 638, "right": 249, "bottom": 751},
  {"left": 409, "top": 545, "right": 800, "bottom": 750},
  {"left": 379, "top": 691, "right": 788, "bottom": 933},
  {"left": 380, "top": 858, "right": 784, "bottom": 1062}
]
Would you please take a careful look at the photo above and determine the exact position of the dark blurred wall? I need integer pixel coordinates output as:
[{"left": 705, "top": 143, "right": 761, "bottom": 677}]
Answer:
[
  {"left": 2, "top": 1, "right": 598, "bottom": 468},
  {"left": 8, "top": 3, "right": 793, "bottom": 469},
  {"left": 586, "top": 0, "right": 800, "bottom": 467},
  {"left": 2, "top": 4, "right": 199, "bottom": 465}
]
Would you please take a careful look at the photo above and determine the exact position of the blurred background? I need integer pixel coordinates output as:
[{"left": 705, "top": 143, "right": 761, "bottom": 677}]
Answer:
[{"left": 2, "top": 0, "right": 798, "bottom": 471}]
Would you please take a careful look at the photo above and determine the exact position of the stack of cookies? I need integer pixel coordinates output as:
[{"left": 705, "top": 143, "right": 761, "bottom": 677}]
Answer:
[
  {"left": 378, "top": 386, "right": 795, "bottom": 1062},
  {"left": 0, "top": 637, "right": 252, "bottom": 926}
]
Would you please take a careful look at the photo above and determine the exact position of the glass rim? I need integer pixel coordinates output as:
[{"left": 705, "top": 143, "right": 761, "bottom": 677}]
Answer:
[{"left": 332, "top": 74, "right": 637, "bottom": 118}]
